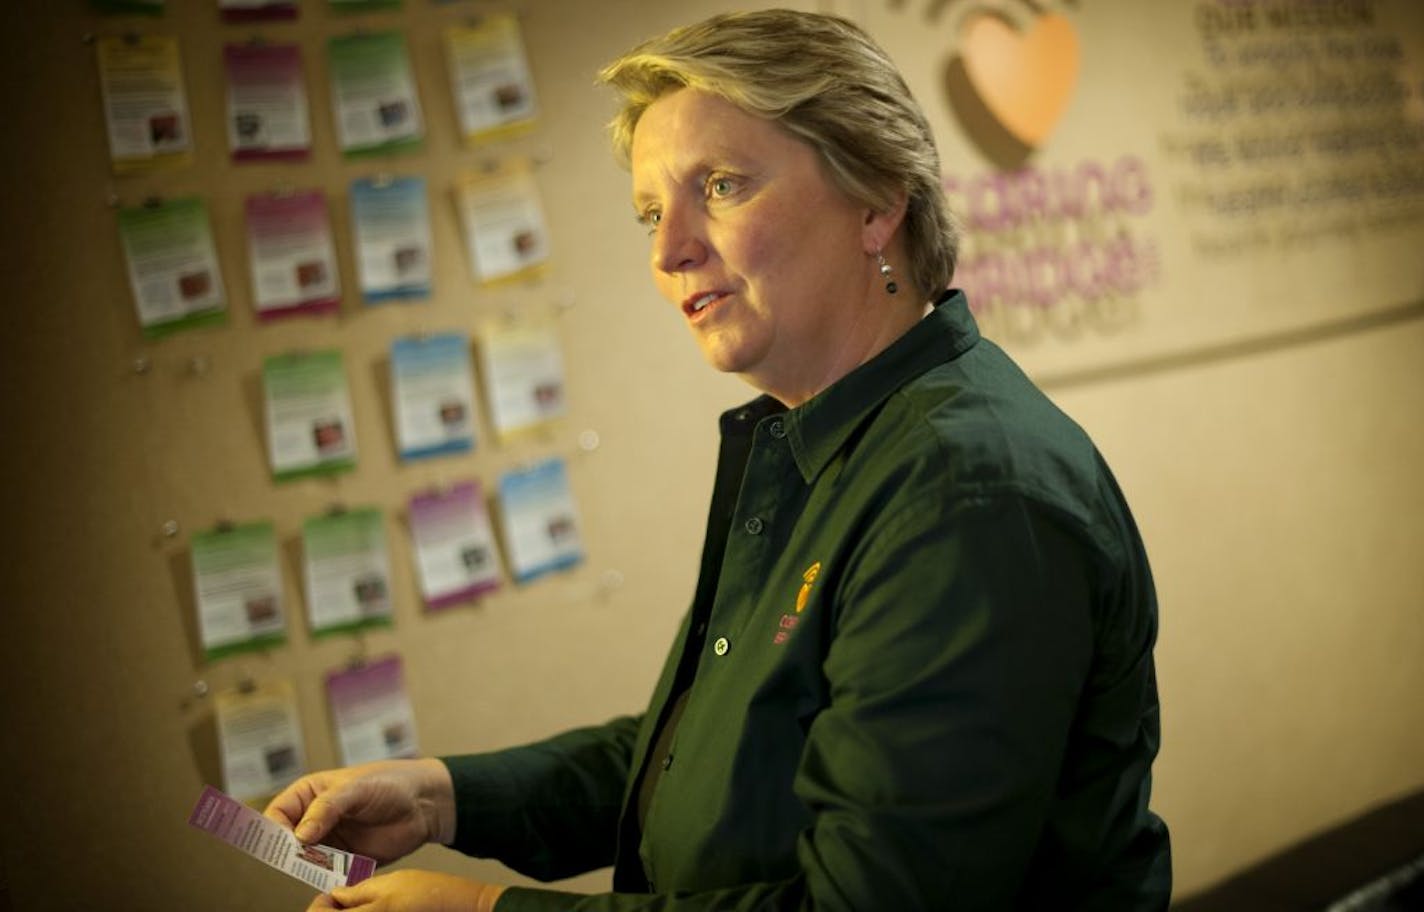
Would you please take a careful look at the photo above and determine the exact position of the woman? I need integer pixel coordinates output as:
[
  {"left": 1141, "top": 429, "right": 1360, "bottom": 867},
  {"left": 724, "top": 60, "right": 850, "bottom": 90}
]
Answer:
[{"left": 268, "top": 10, "right": 1171, "bottom": 910}]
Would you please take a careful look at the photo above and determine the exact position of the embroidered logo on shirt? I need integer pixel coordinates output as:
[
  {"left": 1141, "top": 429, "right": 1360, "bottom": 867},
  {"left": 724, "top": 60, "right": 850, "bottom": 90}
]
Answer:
[
  {"left": 775, "top": 561, "right": 822, "bottom": 645},
  {"left": 796, "top": 561, "right": 821, "bottom": 613}
]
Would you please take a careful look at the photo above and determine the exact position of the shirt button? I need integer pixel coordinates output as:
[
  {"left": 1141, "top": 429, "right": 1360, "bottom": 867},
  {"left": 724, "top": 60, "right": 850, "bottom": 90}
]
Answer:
[
  {"left": 661, "top": 754, "right": 673, "bottom": 770},
  {"left": 744, "top": 517, "right": 764, "bottom": 535},
  {"left": 769, "top": 419, "right": 786, "bottom": 439},
  {"left": 713, "top": 636, "right": 730, "bottom": 656}
]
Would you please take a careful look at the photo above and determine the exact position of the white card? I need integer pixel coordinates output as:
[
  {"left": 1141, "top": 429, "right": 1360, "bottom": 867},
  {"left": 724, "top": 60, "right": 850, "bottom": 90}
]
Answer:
[{"left": 189, "top": 785, "right": 375, "bottom": 892}]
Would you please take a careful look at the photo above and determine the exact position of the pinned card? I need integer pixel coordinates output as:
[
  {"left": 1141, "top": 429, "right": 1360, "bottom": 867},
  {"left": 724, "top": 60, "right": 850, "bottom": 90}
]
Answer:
[
  {"left": 244, "top": 190, "right": 341, "bottom": 320},
  {"left": 497, "top": 458, "right": 583, "bottom": 584},
  {"left": 408, "top": 482, "right": 501, "bottom": 610},
  {"left": 225, "top": 43, "right": 310, "bottom": 161},
  {"left": 351, "top": 176, "right": 432, "bottom": 302},
  {"left": 190, "top": 520, "right": 286, "bottom": 661},
  {"left": 328, "top": 31, "right": 424, "bottom": 158},
  {"left": 215, "top": 679, "right": 306, "bottom": 803},
  {"left": 326, "top": 655, "right": 419, "bottom": 766},
  {"left": 477, "top": 323, "right": 566, "bottom": 442},
  {"left": 118, "top": 197, "right": 227, "bottom": 338},
  {"left": 454, "top": 161, "right": 550, "bottom": 284},
  {"left": 220, "top": 0, "right": 299, "bottom": 22},
  {"left": 302, "top": 507, "right": 394, "bottom": 636},
  {"left": 444, "top": 14, "right": 539, "bottom": 145},
  {"left": 97, "top": 34, "right": 193, "bottom": 172},
  {"left": 390, "top": 333, "right": 477, "bottom": 461},
  {"left": 263, "top": 350, "right": 358, "bottom": 481}
]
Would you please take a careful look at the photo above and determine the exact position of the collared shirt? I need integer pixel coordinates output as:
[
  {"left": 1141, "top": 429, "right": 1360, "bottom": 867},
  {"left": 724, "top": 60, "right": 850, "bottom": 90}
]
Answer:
[{"left": 446, "top": 291, "right": 1171, "bottom": 910}]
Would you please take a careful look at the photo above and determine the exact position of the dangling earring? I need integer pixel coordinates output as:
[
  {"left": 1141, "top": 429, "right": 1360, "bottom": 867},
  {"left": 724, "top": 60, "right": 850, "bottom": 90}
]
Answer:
[{"left": 876, "top": 251, "right": 898, "bottom": 295}]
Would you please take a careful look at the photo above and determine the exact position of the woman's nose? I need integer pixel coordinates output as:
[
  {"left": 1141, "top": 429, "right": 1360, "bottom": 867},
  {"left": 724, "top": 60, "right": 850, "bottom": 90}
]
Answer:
[{"left": 651, "top": 207, "right": 707, "bottom": 274}]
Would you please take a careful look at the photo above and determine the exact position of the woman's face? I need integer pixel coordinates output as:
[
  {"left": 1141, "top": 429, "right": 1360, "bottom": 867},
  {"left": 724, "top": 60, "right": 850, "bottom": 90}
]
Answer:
[{"left": 631, "top": 89, "right": 876, "bottom": 404}]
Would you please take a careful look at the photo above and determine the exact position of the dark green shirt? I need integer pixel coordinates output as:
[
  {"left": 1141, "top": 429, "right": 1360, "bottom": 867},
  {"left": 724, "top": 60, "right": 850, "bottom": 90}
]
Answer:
[{"left": 445, "top": 292, "right": 1171, "bottom": 910}]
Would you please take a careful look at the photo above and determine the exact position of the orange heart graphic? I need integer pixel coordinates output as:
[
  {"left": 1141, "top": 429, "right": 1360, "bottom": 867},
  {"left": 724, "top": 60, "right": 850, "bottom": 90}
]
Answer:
[{"left": 959, "top": 11, "right": 1079, "bottom": 148}]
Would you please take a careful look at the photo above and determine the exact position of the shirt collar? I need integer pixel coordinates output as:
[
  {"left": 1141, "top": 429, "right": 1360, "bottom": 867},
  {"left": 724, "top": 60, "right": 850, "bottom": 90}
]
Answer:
[{"left": 780, "top": 290, "right": 979, "bottom": 483}]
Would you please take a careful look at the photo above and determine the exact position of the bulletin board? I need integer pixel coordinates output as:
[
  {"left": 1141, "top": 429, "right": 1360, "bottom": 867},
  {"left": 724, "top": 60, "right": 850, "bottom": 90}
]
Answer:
[{"left": 0, "top": 0, "right": 758, "bottom": 907}]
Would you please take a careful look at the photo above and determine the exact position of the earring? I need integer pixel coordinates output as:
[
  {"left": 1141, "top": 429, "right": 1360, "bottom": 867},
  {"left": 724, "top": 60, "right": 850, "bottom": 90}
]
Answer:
[{"left": 876, "top": 251, "right": 898, "bottom": 295}]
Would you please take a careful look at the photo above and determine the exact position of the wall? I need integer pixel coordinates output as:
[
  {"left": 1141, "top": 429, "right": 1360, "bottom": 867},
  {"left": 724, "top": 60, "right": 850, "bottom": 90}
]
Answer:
[
  {"left": 844, "top": 0, "right": 1424, "bottom": 893},
  {"left": 0, "top": 1, "right": 1420, "bottom": 908}
]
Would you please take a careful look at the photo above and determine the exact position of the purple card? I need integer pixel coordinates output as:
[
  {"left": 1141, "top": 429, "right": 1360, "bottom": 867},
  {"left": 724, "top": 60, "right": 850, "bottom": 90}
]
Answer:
[
  {"left": 221, "top": 0, "right": 299, "bottom": 23},
  {"left": 408, "top": 482, "right": 502, "bottom": 610},
  {"left": 225, "top": 43, "right": 311, "bottom": 162},
  {"left": 245, "top": 190, "right": 341, "bottom": 320},
  {"left": 188, "top": 785, "right": 376, "bottom": 891},
  {"left": 327, "top": 655, "right": 420, "bottom": 765}
]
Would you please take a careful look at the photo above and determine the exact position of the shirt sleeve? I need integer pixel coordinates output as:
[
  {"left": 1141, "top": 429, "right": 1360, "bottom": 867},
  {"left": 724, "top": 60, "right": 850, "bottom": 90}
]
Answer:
[
  {"left": 494, "top": 492, "right": 1102, "bottom": 910},
  {"left": 443, "top": 713, "right": 642, "bottom": 882}
]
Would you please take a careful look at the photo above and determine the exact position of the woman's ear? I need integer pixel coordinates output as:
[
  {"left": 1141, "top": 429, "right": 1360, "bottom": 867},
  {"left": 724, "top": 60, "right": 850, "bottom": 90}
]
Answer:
[{"left": 862, "top": 190, "right": 910, "bottom": 254}]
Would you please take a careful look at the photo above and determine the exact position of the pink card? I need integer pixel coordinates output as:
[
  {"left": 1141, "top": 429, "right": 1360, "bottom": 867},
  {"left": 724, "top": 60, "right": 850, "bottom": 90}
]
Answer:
[
  {"left": 408, "top": 482, "right": 502, "bottom": 610},
  {"left": 188, "top": 785, "right": 376, "bottom": 892}
]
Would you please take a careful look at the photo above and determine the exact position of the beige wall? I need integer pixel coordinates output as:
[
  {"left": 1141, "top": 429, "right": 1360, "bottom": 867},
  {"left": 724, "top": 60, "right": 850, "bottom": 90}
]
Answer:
[
  {"left": 0, "top": 1, "right": 1420, "bottom": 908},
  {"left": 1051, "top": 316, "right": 1424, "bottom": 891}
]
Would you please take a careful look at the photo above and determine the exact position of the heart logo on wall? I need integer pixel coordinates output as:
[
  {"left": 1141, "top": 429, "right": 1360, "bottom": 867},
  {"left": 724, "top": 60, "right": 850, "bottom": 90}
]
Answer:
[
  {"left": 940, "top": 6, "right": 1081, "bottom": 167},
  {"left": 960, "top": 11, "right": 1079, "bottom": 146}
]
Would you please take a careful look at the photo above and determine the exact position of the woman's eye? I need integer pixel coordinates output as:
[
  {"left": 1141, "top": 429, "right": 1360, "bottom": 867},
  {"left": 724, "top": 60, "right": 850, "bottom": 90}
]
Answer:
[
  {"left": 708, "top": 176, "right": 736, "bottom": 198},
  {"left": 639, "top": 210, "right": 661, "bottom": 233}
]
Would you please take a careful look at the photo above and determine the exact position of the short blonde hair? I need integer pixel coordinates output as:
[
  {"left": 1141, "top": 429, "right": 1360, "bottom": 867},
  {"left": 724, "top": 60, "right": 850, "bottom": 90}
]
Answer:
[{"left": 598, "top": 9, "right": 958, "bottom": 295}]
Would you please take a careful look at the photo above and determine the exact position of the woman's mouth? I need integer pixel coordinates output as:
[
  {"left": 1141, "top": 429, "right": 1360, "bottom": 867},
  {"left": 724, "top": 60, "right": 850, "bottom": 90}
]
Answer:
[{"left": 683, "top": 291, "right": 726, "bottom": 319}]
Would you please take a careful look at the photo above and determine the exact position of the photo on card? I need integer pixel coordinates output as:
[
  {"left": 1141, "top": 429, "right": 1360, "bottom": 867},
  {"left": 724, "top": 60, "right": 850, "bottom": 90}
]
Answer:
[
  {"left": 245, "top": 594, "right": 278, "bottom": 625},
  {"left": 352, "top": 575, "right": 389, "bottom": 614},
  {"left": 393, "top": 246, "right": 424, "bottom": 275},
  {"left": 546, "top": 514, "right": 575, "bottom": 544},
  {"left": 235, "top": 112, "right": 262, "bottom": 141},
  {"left": 512, "top": 229, "right": 538, "bottom": 258},
  {"left": 438, "top": 400, "right": 467, "bottom": 429},
  {"left": 296, "top": 261, "right": 327, "bottom": 288},
  {"left": 298, "top": 843, "right": 336, "bottom": 871},
  {"left": 382, "top": 721, "right": 411, "bottom": 752},
  {"left": 460, "top": 545, "right": 489, "bottom": 572},
  {"left": 494, "top": 83, "right": 525, "bottom": 110},
  {"left": 264, "top": 744, "right": 298, "bottom": 779},
  {"left": 533, "top": 381, "right": 562, "bottom": 413},
  {"left": 150, "top": 111, "right": 182, "bottom": 146},
  {"left": 313, "top": 419, "right": 347, "bottom": 456},
  {"left": 179, "top": 270, "right": 212, "bottom": 300},
  {"left": 377, "top": 99, "right": 409, "bottom": 128}
]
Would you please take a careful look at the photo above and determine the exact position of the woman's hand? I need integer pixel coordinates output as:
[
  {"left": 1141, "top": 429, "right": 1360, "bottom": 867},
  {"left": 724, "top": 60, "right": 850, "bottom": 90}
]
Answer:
[
  {"left": 264, "top": 758, "right": 457, "bottom": 864},
  {"left": 307, "top": 871, "right": 506, "bottom": 912}
]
